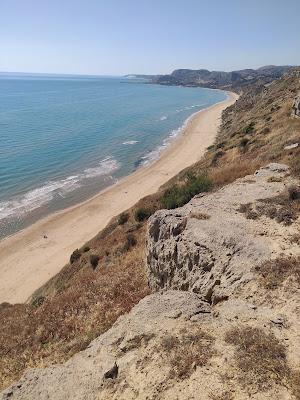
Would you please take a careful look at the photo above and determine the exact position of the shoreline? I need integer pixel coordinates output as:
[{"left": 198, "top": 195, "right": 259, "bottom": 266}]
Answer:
[{"left": 0, "top": 91, "right": 238, "bottom": 304}]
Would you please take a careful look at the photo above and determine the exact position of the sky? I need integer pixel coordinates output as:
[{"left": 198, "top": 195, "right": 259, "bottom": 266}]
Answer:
[{"left": 1, "top": 0, "right": 300, "bottom": 75}]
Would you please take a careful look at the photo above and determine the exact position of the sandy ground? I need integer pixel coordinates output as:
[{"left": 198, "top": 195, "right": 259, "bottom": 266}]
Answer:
[{"left": 0, "top": 92, "right": 238, "bottom": 304}]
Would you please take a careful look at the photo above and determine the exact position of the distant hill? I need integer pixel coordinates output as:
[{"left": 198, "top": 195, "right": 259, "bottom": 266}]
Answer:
[{"left": 135, "top": 65, "right": 295, "bottom": 91}]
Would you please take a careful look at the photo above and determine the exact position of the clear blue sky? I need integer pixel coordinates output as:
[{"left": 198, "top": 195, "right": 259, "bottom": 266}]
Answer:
[{"left": 1, "top": 0, "right": 300, "bottom": 75}]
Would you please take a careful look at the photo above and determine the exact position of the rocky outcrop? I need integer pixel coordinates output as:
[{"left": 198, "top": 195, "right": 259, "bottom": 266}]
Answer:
[
  {"left": 2, "top": 165, "right": 299, "bottom": 400},
  {"left": 2, "top": 286, "right": 300, "bottom": 400},
  {"left": 146, "top": 164, "right": 299, "bottom": 304},
  {"left": 291, "top": 92, "right": 300, "bottom": 118},
  {"left": 1, "top": 292, "right": 214, "bottom": 400}
]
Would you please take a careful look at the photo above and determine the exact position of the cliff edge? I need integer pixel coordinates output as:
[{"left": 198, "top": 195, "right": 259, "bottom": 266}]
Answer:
[{"left": 3, "top": 164, "right": 299, "bottom": 400}]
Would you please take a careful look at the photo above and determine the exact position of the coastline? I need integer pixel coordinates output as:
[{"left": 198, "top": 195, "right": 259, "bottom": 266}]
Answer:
[{"left": 0, "top": 91, "right": 238, "bottom": 304}]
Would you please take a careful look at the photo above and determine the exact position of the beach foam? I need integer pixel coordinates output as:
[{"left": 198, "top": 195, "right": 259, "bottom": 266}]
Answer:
[
  {"left": 0, "top": 157, "right": 119, "bottom": 220},
  {"left": 122, "top": 140, "right": 138, "bottom": 145}
]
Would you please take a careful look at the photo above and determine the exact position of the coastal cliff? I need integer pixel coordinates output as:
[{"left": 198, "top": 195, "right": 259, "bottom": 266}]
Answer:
[
  {"left": 1, "top": 69, "right": 300, "bottom": 398},
  {"left": 149, "top": 65, "right": 295, "bottom": 91},
  {"left": 2, "top": 164, "right": 300, "bottom": 400}
]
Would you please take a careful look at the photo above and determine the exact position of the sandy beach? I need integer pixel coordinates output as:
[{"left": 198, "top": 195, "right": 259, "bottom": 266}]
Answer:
[{"left": 0, "top": 92, "right": 238, "bottom": 304}]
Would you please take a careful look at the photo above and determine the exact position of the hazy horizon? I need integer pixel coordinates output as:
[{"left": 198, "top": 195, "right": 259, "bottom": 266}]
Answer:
[
  {"left": 0, "top": 63, "right": 297, "bottom": 78},
  {"left": 1, "top": 0, "right": 300, "bottom": 76}
]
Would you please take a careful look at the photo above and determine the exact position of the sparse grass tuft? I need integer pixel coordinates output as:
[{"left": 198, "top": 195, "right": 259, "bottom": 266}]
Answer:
[
  {"left": 209, "top": 392, "right": 234, "bottom": 400},
  {"left": 135, "top": 207, "right": 152, "bottom": 222},
  {"left": 267, "top": 176, "right": 282, "bottom": 183},
  {"left": 122, "top": 234, "right": 137, "bottom": 252},
  {"left": 255, "top": 255, "right": 300, "bottom": 289},
  {"left": 238, "top": 203, "right": 259, "bottom": 220},
  {"left": 225, "top": 326, "right": 289, "bottom": 390},
  {"left": 118, "top": 212, "right": 129, "bottom": 225},
  {"left": 160, "top": 327, "right": 215, "bottom": 379},
  {"left": 189, "top": 212, "right": 211, "bottom": 220}
]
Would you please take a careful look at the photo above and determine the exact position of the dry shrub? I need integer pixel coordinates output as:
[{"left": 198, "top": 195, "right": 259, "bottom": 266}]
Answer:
[
  {"left": 225, "top": 326, "right": 289, "bottom": 390},
  {"left": 209, "top": 392, "right": 234, "bottom": 400},
  {"left": 189, "top": 212, "right": 211, "bottom": 220},
  {"left": 238, "top": 203, "right": 259, "bottom": 220},
  {"left": 290, "top": 153, "right": 300, "bottom": 177},
  {"left": 290, "top": 370, "right": 300, "bottom": 399},
  {"left": 210, "top": 159, "right": 261, "bottom": 187},
  {"left": 288, "top": 185, "right": 300, "bottom": 200},
  {"left": 255, "top": 255, "right": 300, "bottom": 289},
  {"left": 254, "top": 188, "right": 300, "bottom": 225},
  {"left": 0, "top": 231, "right": 149, "bottom": 390},
  {"left": 267, "top": 176, "right": 282, "bottom": 183},
  {"left": 290, "top": 233, "right": 300, "bottom": 245},
  {"left": 160, "top": 327, "right": 215, "bottom": 379}
]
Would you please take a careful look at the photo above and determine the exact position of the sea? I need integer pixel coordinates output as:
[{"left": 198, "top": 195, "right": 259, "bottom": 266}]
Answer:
[{"left": 0, "top": 73, "right": 227, "bottom": 238}]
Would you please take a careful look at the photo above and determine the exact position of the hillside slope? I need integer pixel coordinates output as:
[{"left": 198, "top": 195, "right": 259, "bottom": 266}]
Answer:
[
  {"left": 0, "top": 69, "right": 299, "bottom": 392},
  {"left": 2, "top": 164, "right": 299, "bottom": 399}
]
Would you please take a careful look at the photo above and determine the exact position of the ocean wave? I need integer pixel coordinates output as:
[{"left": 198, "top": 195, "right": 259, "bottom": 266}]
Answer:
[
  {"left": 138, "top": 105, "right": 204, "bottom": 167},
  {"left": 122, "top": 140, "right": 138, "bottom": 145},
  {"left": 139, "top": 125, "right": 183, "bottom": 166},
  {"left": 175, "top": 104, "right": 204, "bottom": 113},
  {"left": 0, "top": 157, "right": 119, "bottom": 220},
  {"left": 160, "top": 115, "right": 167, "bottom": 121}
]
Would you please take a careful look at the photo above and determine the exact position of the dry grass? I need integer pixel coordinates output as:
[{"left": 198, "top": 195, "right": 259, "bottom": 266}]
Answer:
[
  {"left": 238, "top": 203, "right": 259, "bottom": 220},
  {"left": 189, "top": 212, "right": 211, "bottom": 220},
  {"left": 255, "top": 255, "right": 300, "bottom": 289},
  {"left": 225, "top": 326, "right": 289, "bottom": 390},
  {"left": 210, "top": 159, "right": 261, "bottom": 187},
  {"left": 237, "top": 187, "right": 300, "bottom": 226},
  {"left": 209, "top": 392, "right": 234, "bottom": 400},
  {"left": 267, "top": 176, "right": 283, "bottom": 183},
  {"left": 160, "top": 326, "right": 215, "bottom": 379},
  {"left": 0, "top": 223, "right": 149, "bottom": 389},
  {"left": 290, "top": 233, "right": 300, "bottom": 245}
]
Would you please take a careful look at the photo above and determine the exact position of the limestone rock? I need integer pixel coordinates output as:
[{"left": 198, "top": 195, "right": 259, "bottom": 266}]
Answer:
[
  {"left": 146, "top": 164, "right": 296, "bottom": 302},
  {"left": 291, "top": 92, "right": 300, "bottom": 118}
]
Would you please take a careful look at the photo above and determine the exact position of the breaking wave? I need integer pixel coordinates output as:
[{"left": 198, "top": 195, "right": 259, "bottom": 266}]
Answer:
[{"left": 0, "top": 157, "right": 119, "bottom": 220}]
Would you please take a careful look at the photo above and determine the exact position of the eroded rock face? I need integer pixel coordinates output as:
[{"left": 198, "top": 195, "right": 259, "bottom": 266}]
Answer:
[
  {"left": 146, "top": 164, "right": 296, "bottom": 303},
  {"left": 291, "top": 92, "right": 300, "bottom": 118}
]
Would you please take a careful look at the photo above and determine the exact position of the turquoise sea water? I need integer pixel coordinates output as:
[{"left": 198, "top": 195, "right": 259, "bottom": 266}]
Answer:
[{"left": 0, "top": 74, "right": 226, "bottom": 238}]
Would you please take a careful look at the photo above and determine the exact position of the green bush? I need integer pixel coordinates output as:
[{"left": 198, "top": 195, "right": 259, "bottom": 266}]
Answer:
[
  {"left": 135, "top": 207, "right": 152, "bottom": 222},
  {"left": 70, "top": 249, "right": 81, "bottom": 264},
  {"left": 118, "top": 212, "right": 129, "bottom": 225},
  {"left": 160, "top": 174, "right": 213, "bottom": 209},
  {"left": 242, "top": 122, "right": 255, "bottom": 134}
]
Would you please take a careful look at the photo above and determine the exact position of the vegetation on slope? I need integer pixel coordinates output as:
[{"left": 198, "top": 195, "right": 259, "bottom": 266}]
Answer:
[{"left": 0, "top": 68, "right": 299, "bottom": 389}]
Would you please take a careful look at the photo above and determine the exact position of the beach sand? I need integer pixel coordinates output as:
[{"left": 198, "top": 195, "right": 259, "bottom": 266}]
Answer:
[{"left": 0, "top": 92, "right": 238, "bottom": 304}]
